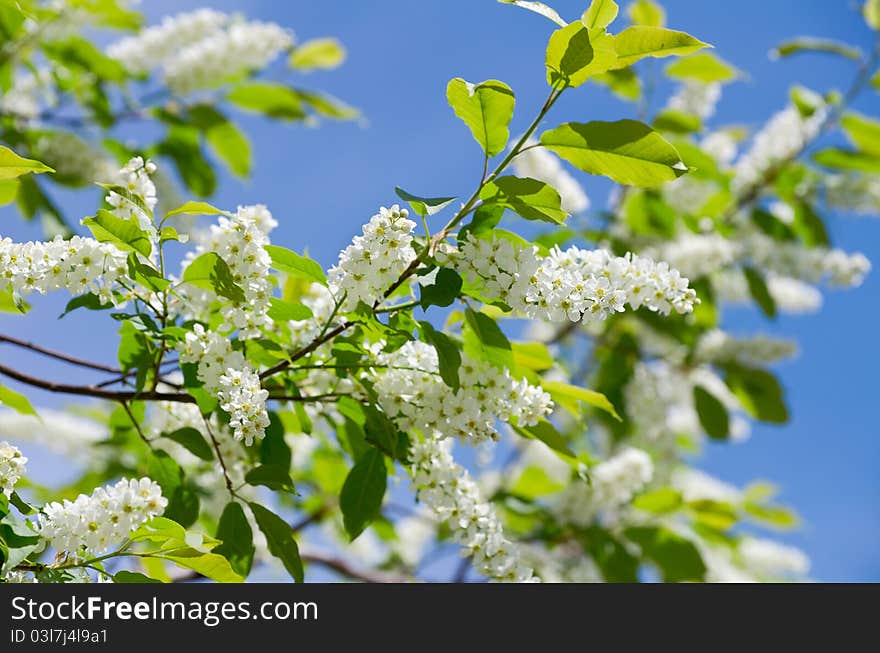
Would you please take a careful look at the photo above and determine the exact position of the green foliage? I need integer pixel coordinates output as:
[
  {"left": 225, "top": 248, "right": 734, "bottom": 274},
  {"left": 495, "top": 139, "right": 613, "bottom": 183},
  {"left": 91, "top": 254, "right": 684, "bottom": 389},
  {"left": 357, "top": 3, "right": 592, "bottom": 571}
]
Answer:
[
  {"left": 583, "top": 0, "right": 619, "bottom": 29},
  {"left": 419, "top": 321, "right": 462, "bottom": 389},
  {"left": 0, "top": 146, "right": 54, "bottom": 180},
  {"left": 182, "top": 252, "right": 246, "bottom": 303},
  {"left": 611, "top": 26, "right": 708, "bottom": 68},
  {"left": 161, "top": 427, "right": 213, "bottom": 461},
  {"left": 0, "top": 385, "right": 37, "bottom": 417},
  {"left": 214, "top": 503, "right": 255, "bottom": 577},
  {"left": 743, "top": 266, "right": 777, "bottom": 319},
  {"left": 540, "top": 120, "right": 688, "bottom": 186},
  {"left": 724, "top": 365, "right": 789, "bottom": 424},
  {"left": 665, "top": 52, "right": 740, "bottom": 83},
  {"left": 772, "top": 37, "right": 862, "bottom": 61},
  {"left": 446, "top": 78, "right": 516, "bottom": 157},
  {"left": 545, "top": 21, "right": 616, "bottom": 88},
  {"left": 693, "top": 385, "right": 730, "bottom": 440},
  {"left": 625, "top": 526, "right": 706, "bottom": 582},
  {"left": 82, "top": 209, "right": 152, "bottom": 257},
  {"left": 340, "top": 447, "right": 387, "bottom": 539},
  {"left": 463, "top": 308, "right": 514, "bottom": 370},
  {"left": 249, "top": 503, "right": 304, "bottom": 582},
  {"left": 290, "top": 38, "right": 347, "bottom": 71},
  {"left": 480, "top": 176, "right": 568, "bottom": 223},
  {"left": 419, "top": 268, "right": 463, "bottom": 309},
  {"left": 266, "top": 245, "right": 328, "bottom": 285},
  {"left": 394, "top": 186, "right": 457, "bottom": 217},
  {"left": 499, "top": 0, "right": 567, "bottom": 27}
]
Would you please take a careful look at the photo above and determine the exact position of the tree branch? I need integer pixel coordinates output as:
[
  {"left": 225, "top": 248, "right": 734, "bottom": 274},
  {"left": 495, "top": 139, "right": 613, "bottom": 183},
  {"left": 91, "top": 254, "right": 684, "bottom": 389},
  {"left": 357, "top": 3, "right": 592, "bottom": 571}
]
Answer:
[{"left": 0, "top": 333, "right": 121, "bottom": 373}]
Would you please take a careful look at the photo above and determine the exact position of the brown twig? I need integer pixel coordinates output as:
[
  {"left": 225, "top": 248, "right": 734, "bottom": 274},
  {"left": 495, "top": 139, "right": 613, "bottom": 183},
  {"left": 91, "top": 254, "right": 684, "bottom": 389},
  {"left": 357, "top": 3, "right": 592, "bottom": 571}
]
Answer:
[{"left": 0, "top": 333, "right": 121, "bottom": 373}]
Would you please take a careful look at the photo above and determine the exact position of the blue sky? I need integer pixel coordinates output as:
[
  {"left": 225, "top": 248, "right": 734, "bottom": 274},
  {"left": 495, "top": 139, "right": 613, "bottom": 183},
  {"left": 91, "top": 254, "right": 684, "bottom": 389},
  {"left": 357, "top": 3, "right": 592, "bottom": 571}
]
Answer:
[{"left": 1, "top": 0, "right": 878, "bottom": 581}]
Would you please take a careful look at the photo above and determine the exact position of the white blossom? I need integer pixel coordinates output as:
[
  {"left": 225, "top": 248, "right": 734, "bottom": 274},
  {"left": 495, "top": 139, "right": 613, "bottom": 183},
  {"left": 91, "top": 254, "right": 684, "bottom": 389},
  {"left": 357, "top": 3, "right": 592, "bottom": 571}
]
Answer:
[
  {"left": 0, "top": 441, "right": 27, "bottom": 497},
  {"left": 33, "top": 132, "right": 117, "bottom": 184},
  {"left": 701, "top": 131, "right": 738, "bottom": 167},
  {"left": 105, "top": 156, "right": 158, "bottom": 232},
  {"left": 647, "top": 233, "right": 740, "bottom": 279},
  {"left": 410, "top": 435, "right": 536, "bottom": 582},
  {"left": 671, "top": 468, "right": 741, "bottom": 504},
  {"left": 695, "top": 329, "right": 798, "bottom": 365},
  {"left": 37, "top": 478, "right": 167, "bottom": 557},
  {"left": 328, "top": 205, "right": 417, "bottom": 312},
  {"left": 450, "top": 235, "right": 698, "bottom": 323},
  {"left": 0, "top": 70, "right": 55, "bottom": 120},
  {"left": 661, "top": 177, "right": 720, "bottom": 217},
  {"left": 713, "top": 271, "right": 823, "bottom": 313},
  {"left": 667, "top": 81, "right": 721, "bottom": 120},
  {"left": 107, "top": 10, "right": 292, "bottom": 95},
  {"left": 739, "top": 538, "right": 810, "bottom": 580},
  {"left": 511, "top": 140, "right": 590, "bottom": 213},
  {"left": 825, "top": 173, "right": 880, "bottom": 216},
  {"left": 553, "top": 447, "right": 654, "bottom": 526},
  {"left": 733, "top": 105, "right": 827, "bottom": 194},
  {"left": 373, "top": 341, "right": 552, "bottom": 445},
  {"left": 176, "top": 325, "right": 269, "bottom": 445},
  {"left": 0, "top": 408, "right": 107, "bottom": 462}
]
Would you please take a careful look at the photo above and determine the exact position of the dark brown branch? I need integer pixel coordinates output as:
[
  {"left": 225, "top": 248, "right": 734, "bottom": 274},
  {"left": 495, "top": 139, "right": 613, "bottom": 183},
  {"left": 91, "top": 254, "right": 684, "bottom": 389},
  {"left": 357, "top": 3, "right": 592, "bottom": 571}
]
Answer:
[
  {"left": 0, "top": 333, "right": 121, "bottom": 373},
  {"left": 259, "top": 321, "right": 352, "bottom": 380}
]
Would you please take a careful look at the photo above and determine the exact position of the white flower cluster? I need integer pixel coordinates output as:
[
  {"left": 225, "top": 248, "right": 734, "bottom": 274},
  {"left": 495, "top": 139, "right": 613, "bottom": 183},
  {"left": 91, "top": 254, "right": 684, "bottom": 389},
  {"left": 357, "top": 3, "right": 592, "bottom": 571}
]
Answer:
[
  {"left": 661, "top": 177, "right": 720, "bottom": 218},
  {"left": 713, "top": 270, "right": 823, "bottom": 314},
  {"left": 738, "top": 537, "right": 810, "bottom": 580},
  {"left": 0, "top": 234, "right": 129, "bottom": 304},
  {"left": 648, "top": 233, "right": 740, "bottom": 280},
  {"left": 0, "top": 441, "right": 27, "bottom": 497},
  {"left": 670, "top": 468, "right": 741, "bottom": 504},
  {"left": 666, "top": 81, "right": 721, "bottom": 120},
  {"left": 0, "top": 70, "right": 55, "bottom": 120},
  {"left": 105, "top": 157, "right": 158, "bottom": 232},
  {"left": 410, "top": 435, "right": 536, "bottom": 582},
  {"left": 553, "top": 447, "right": 653, "bottom": 526},
  {"left": 450, "top": 236, "right": 697, "bottom": 322},
  {"left": 511, "top": 140, "right": 590, "bottom": 214},
  {"left": 695, "top": 329, "right": 797, "bottom": 366},
  {"left": 745, "top": 233, "right": 871, "bottom": 288},
  {"left": 183, "top": 205, "right": 277, "bottom": 337},
  {"left": 176, "top": 325, "right": 269, "bottom": 445},
  {"left": 373, "top": 341, "right": 552, "bottom": 445},
  {"left": 37, "top": 478, "right": 166, "bottom": 556},
  {"left": 0, "top": 408, "right": 107, "bottom": 462},
  {"left": 825, "top": 173, "right": 880, "bottom": 217},
  {"left": 733, "top": 104, "right": 827, "bottom": 194},
  {"left": 625, "top": 361, "right": 751, "bottom": 447},
  {"left": 107, "top": 10, "right": 292, "bottom": 95},
  {"left": 34, "top": 132, "right": 117, "bottom": 184},
  {"left": 289, "top": 282, "right": 339, "bottom": 348},
  {"left": 328, "top": 205, "right": 417, "bottom": 312},
  {"left": 701, "top": 131, "right": 739, "bottom": 168}
]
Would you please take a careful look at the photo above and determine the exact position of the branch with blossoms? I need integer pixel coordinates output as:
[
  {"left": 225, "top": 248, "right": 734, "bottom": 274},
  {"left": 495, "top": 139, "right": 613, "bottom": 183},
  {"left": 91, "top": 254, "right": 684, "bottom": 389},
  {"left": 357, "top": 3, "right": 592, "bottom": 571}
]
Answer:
[{"left": 1, "top": 0, "right": 879, "bottom": 585}]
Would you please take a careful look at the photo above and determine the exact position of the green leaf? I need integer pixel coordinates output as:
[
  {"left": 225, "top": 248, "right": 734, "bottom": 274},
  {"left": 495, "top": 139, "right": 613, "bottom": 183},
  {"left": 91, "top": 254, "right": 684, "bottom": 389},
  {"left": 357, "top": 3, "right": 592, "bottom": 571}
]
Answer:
[
  {"left": 689, "top": 499, "right": 738, "bottom": 531},
  {"left": 164, "top": 201, "right": 225, "bottom": 219},
  {"left": 162, "top": 427, "right": 213, "bottom": 461},
  {"left": 157, "top": 126, "right": 216, "bottom": 197},
  {"left": 540, "top": 119, "right": 688, "bottom": 187},
  {"left": 0, "top": 385, "right": 37, "bottom": 416},
  {"left": 463, "top": 308, "right": 514, "bottom": 370},
  {"left": 653, "top": 109, "right": 701, "bottom": 133},
  {"left": 419, "top": 268, "right": 463, "bottom": 309},
  {"left": 625, "top": 526, "right": 706, "bottom": 582},
  {"left": 593, "top": 68, "right": 641, "bottom": 100},
  {"left": 82, "top": 209, "right": 152, "bottom": 257},
  {"left": 147, "top": 451, "right": 183, "bottom": 499},
  {"left": 865, "top": 0, "right": 880, "bottom": 30},
  {"left": 182, "top": 252, "right": 246, "bottom": 303},
  {"left": 511, "top": 341, "right": 554, "bottom": 372},
  {"left": 290, "top": 37, "right": 346, "bottom": 71},
  {"left": 245, "top": 464, "right": 297, "bottom": 494},
  {"left": 204, "top": 116, "right": 251, "bottom": 178},
  {"left": 841, "top": 112, "right": 880, "bottom": 156},
  {"left": 743, "top": 266, "right": 777, "bottom": 319},
  {"left": 294, "top": 89, "right": 360, "bottom": 120},
  {"left": 339, "top": 447, "right": 387, "bottom": 540},
  {"left": 394, "top": 186, "right": 457, "bottom": 216},
  {"left": 0, "top": 179, "right": 19, "bottom": 205},
  {"left": 583, "top": 0, "right": 619, "bottom": 29},
  {"left": 665, "top": 52, "right": 740, "bottom": 83},
  {"left": 228, "top": 82, "right": 305, "bottom": 121},
  {"left": 161, "top": 549, "right": 243, "bottom": 583},
  {"left": 693, "top": 385, "right": 730, "bottom": 440},
  {"left": 446, "top": 78, "right": 516, "bottom": 157},
  {"left": 772, "top": 37, "right": 861, "bottom": 61},
  {"left": 249, "top": 502, "right": 304, "bottom": 582},
  {"left": 498, "top": 0, "right": 567, "bottom": 26},
  {"left": 724, "top": 365, "right": 788, "bottom": 424},
  {"left": 99, "top": 183, "right": 154, "bottom": 220},
  {"left": 545, "top": 21, "right": 616, "bottom": 88},
  {"left": 813, "top": 148, "right": 880, "bottom": 173},
  {"left": 542, "top": 380, "right": 621, "bottom": 420},
  {"left": 513, "top": 419, "right": 575, "bottom": 458},
  {"left": 265, "top": 245, "right": 327, "bottom": 286},
  {"left": 419, "top": 321, "right": 461, "bottom": 390},
  {"left": 633, "top": 488, "right": 683, "bottom": 514},
  {"left": 214, "top": 502, "right": 255, "bottom": 577},
  {"left": 268, "top": 297, "right": 314, "bottom": 322},
  {"left": 612, "top": 26, "right": 709, "bottom": 69},
  {"left": 114, "top": 571, "right": 162, "bottom": 583},
  {"left": 59, "top": 293, "right": 111, "bottom": 318},
  {"left": 792, "top": 201, "right": 829, "bottom": 247},
  {"left": 479, "top": 175, "right": 568, "bottom": 224},
  {"left": 627, "top": 0, "right": 665, "bottom": 27}
]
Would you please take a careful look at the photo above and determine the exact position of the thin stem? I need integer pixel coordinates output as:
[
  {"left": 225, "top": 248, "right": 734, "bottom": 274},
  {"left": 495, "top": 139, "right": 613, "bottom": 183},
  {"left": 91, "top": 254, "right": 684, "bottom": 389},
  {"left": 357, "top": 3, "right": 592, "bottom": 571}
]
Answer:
[
  {"left": 0, "top": 333, "right": 121, "bottom": 373},
  {"left": 202, "top": 415, "right": 240, "bottom": 501},
  {"left": 121, "top": 401, "right": 153, "bottom": 450},
  {"left": 374, "top": 299, "right": 421, "bottom": 314}
]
